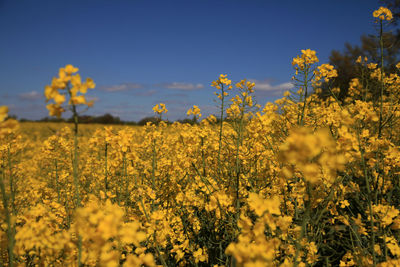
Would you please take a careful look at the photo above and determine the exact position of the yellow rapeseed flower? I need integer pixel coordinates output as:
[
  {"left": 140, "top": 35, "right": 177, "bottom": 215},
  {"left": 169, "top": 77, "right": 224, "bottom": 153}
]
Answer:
[
  {"left": 44, "top": 65, "right": 95, "bottom": 118},
  {"left": 373, "top": 6, "right": 393, "bottom": 21},
  {"left": 187, "top": 105, "right": 202, "bottom": 117},
  {"left": 64, "top": 64, "right": 79, "bottom": 75},
  {"left": 0, "top": 106, "right": 8, "bottom": 122},
  {"left": 153, "top": 103, "right": 168, "bottom": 114},
  {"left": 46, "top": 103, "right": 65, "bottom": 118},
  {"left": 292, "top": 49, "right": 319, "bottom": 71}
]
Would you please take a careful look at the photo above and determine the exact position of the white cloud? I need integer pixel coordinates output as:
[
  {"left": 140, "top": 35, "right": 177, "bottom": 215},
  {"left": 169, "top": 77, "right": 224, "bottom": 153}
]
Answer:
[
  {"left": 161, "top": 82, "right": 204, "bottom": 91},
  {"left": 99, "top": 81, "right": 204, "bottom": 93},
  {"left": 87, "top": 96, "right": 100, "bottom": 103},
  {"left": 18, "top": 91, "right": 42, "bottom": 100},
  {"left": 250, "top": 80, "right": 294, "bottom": 92},
  {"left": 100, "top": 83, "right": 143, "bottom": 92}
]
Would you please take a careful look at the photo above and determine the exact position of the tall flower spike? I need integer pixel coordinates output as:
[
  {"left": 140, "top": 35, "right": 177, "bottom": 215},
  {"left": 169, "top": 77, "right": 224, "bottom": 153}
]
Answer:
[
  {"left": 153, "top": 103, "right": 168, "bottom": 114},
  {"left": 187, "top": 105, "right": 202, "bottom": 118},
  {"left": 373, "top": 6, "right": 393, "bottom": 21},
  {"left": 44, "top": 64, "right": 95, "bottom": 118}
]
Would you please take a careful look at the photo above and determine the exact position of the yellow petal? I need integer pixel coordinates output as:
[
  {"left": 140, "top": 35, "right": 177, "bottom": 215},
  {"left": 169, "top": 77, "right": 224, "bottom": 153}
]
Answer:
[{"left": 0, "top": 106, "right": 9, "bottom": 122}]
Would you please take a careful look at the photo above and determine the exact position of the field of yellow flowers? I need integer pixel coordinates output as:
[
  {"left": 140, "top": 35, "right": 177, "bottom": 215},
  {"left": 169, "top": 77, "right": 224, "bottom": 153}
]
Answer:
[{"left": 2, "top": 6, "right": 400, "bottom": 267}]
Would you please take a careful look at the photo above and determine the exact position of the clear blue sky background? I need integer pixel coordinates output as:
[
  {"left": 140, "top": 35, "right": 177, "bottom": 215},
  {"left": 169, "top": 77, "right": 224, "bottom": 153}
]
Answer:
[{"left": 0, "top": 0, "right": 386, "bottom": 121}]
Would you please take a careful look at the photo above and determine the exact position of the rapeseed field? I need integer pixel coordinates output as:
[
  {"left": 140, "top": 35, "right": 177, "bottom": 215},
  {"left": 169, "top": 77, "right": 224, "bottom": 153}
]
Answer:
[{"left": 1, "top": 6, "right": 400, "bottom": 267}]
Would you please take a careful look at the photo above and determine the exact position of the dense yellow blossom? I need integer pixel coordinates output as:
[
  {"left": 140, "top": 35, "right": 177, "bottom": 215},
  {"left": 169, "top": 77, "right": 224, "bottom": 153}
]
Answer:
[
  {"left": 44, "top": 64, "right": 95, "bottom": 118},
  {"left": 152, "top": 103, "right": 168, "bottom": 114},
  {"left": 2, "top": 6, "right": 400, "bottom": 267},
  {"left": 292, "top": 49, "right": 319, "bottom": 71},
  {"left": 373, "top": 6, "right": 393, "bottom": 21},
  {"left": 0, "top": 106, "right": 18, "bottom": 137},
  {"left": 187, "top": 105, "right": 202, "bottom": 118}
]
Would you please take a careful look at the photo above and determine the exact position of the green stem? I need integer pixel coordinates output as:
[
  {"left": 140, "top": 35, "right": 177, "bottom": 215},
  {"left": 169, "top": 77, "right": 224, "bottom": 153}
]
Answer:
[
  {"left": 357, "top": 126, "right": 376, "bottom": 266},
  {"left": 0, "top": 167, "right": 14, "bottom": 267},
  {"left": 67, "top": 85, "right": 82, "bottom": 266},
  {"left": 378, "top": 20, "right": 385, "bottom": 138},
  {"left": 72, "top": 112, "right": 80, "bottom": 207},
  {"left": 123, "top": 153, "right": 128, "bottom": 203},
  {"left": 293, "top": 182, "right": 311, "bottom": 267},
  {"left": 234, "top": 102, "right": 245, "bottom": 219},
  {"left": 201, "top": 137, "right": 206, "bottom": 177},
  {"left": 7, "top": 146, "right": 16, "bottom": 215},
  {"left": 105, "top": 142, "right": 108, "bottom": 193},
  {"left": 151, "top": 139, "right": 156, "bottom": 192},
  {"left": 299, "top": 65, "right": 309, "bottom": 126},
  {"left": 55, "top": 159, "right": 60, "bottom": 203},
  {"left": 217, "top": 84, "right": 225, "bottom": 173},
  {"left": 139, "top": 198, "right": 167, "bottom": 267}
]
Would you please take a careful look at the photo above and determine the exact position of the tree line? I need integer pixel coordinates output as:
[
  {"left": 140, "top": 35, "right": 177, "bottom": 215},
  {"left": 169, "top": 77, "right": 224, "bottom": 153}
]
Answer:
[
  {"left": 320, "top": 0, "right": 400, "bottom": 100},
  {"left": 17, "top": 113, "right": 201, "bottom": 126}
]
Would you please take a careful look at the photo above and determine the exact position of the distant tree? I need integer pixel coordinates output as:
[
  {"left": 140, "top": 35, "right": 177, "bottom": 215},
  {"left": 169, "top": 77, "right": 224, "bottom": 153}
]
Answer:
[
  {"left": 323, "top": 32, "right": 400, "bottom": 101},
  {"left": 38, "top": 116, "right": 65, "bottom": 122},
  {"left": 94, "top": 113, "right": 122, "bottom": 124},
  {"left": 7, "top": 114, "right": 17, "bottom": 120},
  {"left": 124, "top": 121, "right": 137, "bottom": 126},
  {"left": 382, "top": 0, "right": 400, "bottom": 24},
  {"left": 320, "top": 0, "right": 400, "bottom": 101},
  {"left": 73, "top": 115, "right": 94, "bottom": 124},
  {"left": 67, "top": 113, "right": 123, "bottom": 124},
  {"left": 176, "top": 117, "right": 199, "bottom": 125},
  {"left": 137, "top": 116, "right": 160, "bottom": 126}
]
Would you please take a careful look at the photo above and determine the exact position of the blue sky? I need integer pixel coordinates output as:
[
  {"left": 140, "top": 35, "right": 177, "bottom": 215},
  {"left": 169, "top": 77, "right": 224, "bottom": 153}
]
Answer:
[{"left": 0, "top": 0, "right": 385, "bottom": 121}]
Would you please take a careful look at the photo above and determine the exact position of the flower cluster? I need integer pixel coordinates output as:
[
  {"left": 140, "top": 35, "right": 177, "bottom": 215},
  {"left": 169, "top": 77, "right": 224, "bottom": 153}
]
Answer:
[
  {"left": 292, "top": 49, "right": 319, "bottom": 72},
  {"left": 0, "top": 106, "right": 18, "bottom": 138},
  {"left": 186, "top": 105, "right": 202, "bottom": 118},
  {"left": 3, "top": 6, "right": 400, "bottom": 267},
  {"left": 279, "top": 127, "right": 346, "bottom": 184},
  {"left": 152, "top": 103, "right": 168, "bottom": 114},
  {"left": 236, "top": 79, "right": 255, "bottom": 93},
  {"left": 373, "top": 6, "right": 393, "bottom": 21},
  {"left": 314, "top": 63, "right": 338, "bottom": 83},
  {"left": 44, "top": 64, "right": 95, "bottom": 118},
  {"left": 212, "top": 74, "right": 232, "bottom": 100},
  {"left": 75, "top": 196, "right": 154, "bottom": 266}
]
